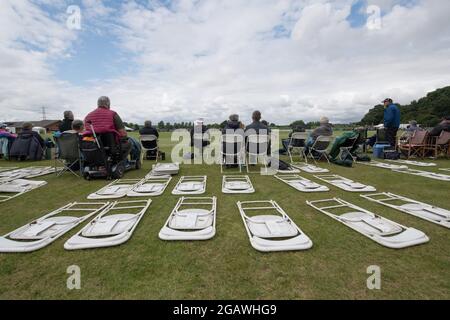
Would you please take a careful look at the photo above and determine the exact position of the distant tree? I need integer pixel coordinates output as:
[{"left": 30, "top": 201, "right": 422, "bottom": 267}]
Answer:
[
  {"left": 134, "top": 124, "right": 140, "bottom": 130},
  {"left": 290, "top": 120, "right": 306, "bottom": 128}
]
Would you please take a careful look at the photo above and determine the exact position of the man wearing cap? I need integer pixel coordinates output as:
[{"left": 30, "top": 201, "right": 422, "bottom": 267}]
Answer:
[{"left": 382, "top": 98, "right": 401, "bottom": 148}]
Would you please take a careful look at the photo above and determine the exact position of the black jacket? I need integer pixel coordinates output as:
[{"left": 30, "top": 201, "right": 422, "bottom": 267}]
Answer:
[
  {"left": 139, "top": 126, "right": 159, "bottom": 149},
  {"left": 59, "top": 119, "right": 73, "bottom": 132}
]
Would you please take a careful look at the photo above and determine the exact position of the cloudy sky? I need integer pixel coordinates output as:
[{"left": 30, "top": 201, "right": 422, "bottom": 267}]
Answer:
[{"left": 0, "top": 0, "right": 449, "bottom": 125}]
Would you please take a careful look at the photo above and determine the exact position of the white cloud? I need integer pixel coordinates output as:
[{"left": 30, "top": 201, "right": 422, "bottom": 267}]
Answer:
[{"left": 0, "top": 0, "right": 449, "bottom": 125}]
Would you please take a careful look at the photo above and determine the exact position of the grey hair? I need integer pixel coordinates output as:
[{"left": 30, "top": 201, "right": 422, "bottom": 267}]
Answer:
[
  {"left": 97, "top": 96, "right": 111, "bottom": 108},
  {"left": 72, "top": 119, "right": 84, "bottom": 131},
  {"left": 144, "top": 120, "right": 152, "bottom": 128},
  {"left": 229, "top": 114, "right": 239, "bottom": 121},
  {"left": 23, "top": 122, "right": 33, "bottom": 130}
]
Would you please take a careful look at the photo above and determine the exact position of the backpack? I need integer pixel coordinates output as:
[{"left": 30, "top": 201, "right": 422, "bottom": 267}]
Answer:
[
  {"left": 268, "top": 157, "right": 292, "bottom": 171},
  {"left": 384, "top": 150, "right": 401, "bottom": 160}
]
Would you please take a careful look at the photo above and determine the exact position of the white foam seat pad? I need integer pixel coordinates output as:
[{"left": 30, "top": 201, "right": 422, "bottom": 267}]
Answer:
[
  {"left": 394, "top": 169, "right": 450, "bottom": 181},
  {"left": 372, "top": 228, "right": 429, "bottom": 249},
  {"left": 81, "top": 214, "right": 138, "bottom": 237},
  {"left": 168, "top": 209, "right": 213, "bottom": 230},
  {"left": 128, "top": 183, "right": 167, "bottom": 197},
  {"left": 177, "top": 182, "right": 203, "bottom": 191},
  {"left": 0, "top": 179, "right": 46, "bottom": 193},
  {"left": 338, "top": 212, "right": 428, "bottom": 248},
  {"left": 152, "top": 163, "right": 179, "bottom": 175},
  {"left": 159, "top": 225, "right": 215, "bottom": 240},
  {"left": 328, "top": 179, "right": 376, "bottom": 192},
  {"left": 340, "top": 212, "right": 402, "bottom": 235},
  {"left": 398, "top": 160, "right": 436, "bottom": 167},
  {"left": 399, "top": 203, "right": 450, "bottom": 227},
  {"left": 225, "top": 181, "right": 251, "bottom": 190},
  {"left": 246, "top": 215, "right": 298, "bottom": 238},
  {"left": 288, "top": 180, "right": 328, "bottom": 192},
  {"left": 250, "top": 234, "right": 313, "bottom": 252},
  {"left": 9, "top": 217, "right": 80, "bottom": 240},
  {"left": 88, "top": 184, "right": 133, "bottom": 199},
  {"left": 295, "top": 165, "right": 329, "bottom": 173}
]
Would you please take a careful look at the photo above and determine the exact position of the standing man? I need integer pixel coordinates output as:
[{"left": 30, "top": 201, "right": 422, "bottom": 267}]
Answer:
[{"left": 382, "top": 98, "right": 400, "bottom": 148}]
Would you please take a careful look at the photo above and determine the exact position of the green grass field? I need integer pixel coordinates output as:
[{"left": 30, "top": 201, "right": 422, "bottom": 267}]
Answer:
[{"left": 0, "top": 131, "right": 449, "bottom": 299}]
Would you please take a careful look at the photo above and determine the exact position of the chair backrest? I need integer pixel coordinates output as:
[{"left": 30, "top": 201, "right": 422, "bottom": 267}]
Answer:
[
  {"left": 221, "top": 134, "right": 244, "bottom": 155},
  {"left": 140, "top": 134, "right": 158, "bottom": 142},
  {"left": 55, "top": 133, "right": 80, "bottom": 160},
  {"left": 410, "top": 130, "right": 428, "bottom": 144},
  {"left": 436, "top": 131, "right": 450, "bottom": 145},
  {"left": 339, "top": 136, "right": 358, "bottom": 148},
  {"left": 247, "top": 134, "right": 270, "bottom": 155},
  {"left": 289, "top": 132, "right": 308, "bottom": 147},
  {"left": 311, "top": 135, "right": 333, "bottom": 151}
]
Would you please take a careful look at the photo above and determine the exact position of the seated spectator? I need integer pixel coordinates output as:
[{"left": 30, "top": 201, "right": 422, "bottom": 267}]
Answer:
[
  {"left": 222, "top": 114, "right": 245, "bottom": 167},
  {"left": 0, "top": 123, "right": 16, "bottom": 159},
  {"left": 84, "top": 96, "right": 131, "bottom": 159},
  {"left": 21, "top": 122, "right": 45, "bottom": 148},
  {"left": 59, "top": 110, "right": 74, "bottom": 132},
  {"left": 222, "top": 114, "right": 244, "bottom": 133},
  {"left": 139, "top": 120, "right": 160, "bottom": 159},
  {"left": 9, "top": 122, "right": 45, "bottom": 160},
  {"left": 190, "top": 118, "right": 210, "bottom": 148},
  {"left": 139, "top": 120, "right": 159, "bottom": 149},
  {"left": 245, "top": 111, "right": 270, "bottom": 135},
  {"left": 429, "top": 116, "right": 450, "bottom": 137},
  {"left": 305, "top": 117, "right": 333, "bottom": 155},
  {"left": 64, "top": 120, "right": 84, "bottom": 135},
  {"left": 399, "top": 120, "right": 422, "bottom": 144}
]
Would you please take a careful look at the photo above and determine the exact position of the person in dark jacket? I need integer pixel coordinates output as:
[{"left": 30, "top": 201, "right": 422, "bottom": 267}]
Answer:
[
  {"left": 245, "top": 110, "right": 270, "bottom": 135},
  {"left": 139, "top": 121, "right": 159, "bottom": 148},
  {"left": 9, "top": 122, "right": 45, "bottom": 160},
  {"left": 222, "top": 114, "right": 244, "bottom": 133},
  {"left": 429, "top": 116, "right": 450, "bottom": 137},
  {"left": 21, "top": 122, "right": 45, "bottom": 148},
  {"left": 382, "top": 98, "right": 401, "bottom": 148},
  {"left": 59, "top": 110, "right": 74, "bottom": 132}
]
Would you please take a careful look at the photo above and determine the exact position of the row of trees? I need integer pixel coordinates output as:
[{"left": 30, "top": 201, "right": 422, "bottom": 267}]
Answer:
[{"left": 360, "top": 86, "right": 450, "bottom": 127}]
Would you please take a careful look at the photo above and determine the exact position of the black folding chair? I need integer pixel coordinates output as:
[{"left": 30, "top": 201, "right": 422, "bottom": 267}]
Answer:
[{"left": 54, "top": 133, "right": 82, "bottom": 177}]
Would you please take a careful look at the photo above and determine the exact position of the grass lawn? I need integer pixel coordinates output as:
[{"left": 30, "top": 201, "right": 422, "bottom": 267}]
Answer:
[{"left": 0, "top": 131, "right": 449, "bottom": 299}]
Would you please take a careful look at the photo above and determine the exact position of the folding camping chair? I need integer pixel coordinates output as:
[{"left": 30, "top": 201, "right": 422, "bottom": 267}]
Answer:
[
  {"left": 307, "top": 135, "right": 333, "bottom": 164},
  {"left": 337, "top": 135, "right": 359, "bottom": 165},
  {"left": 306, "top": 198, "right": 429, "bottom": 249},
  {"left": 140, "top": 134, "right": 160, "bottom": 162},
  {"left": 220, "top": 133, "right": 245, "bottom": 173},
  {"left": 287, "top": 132, "right": 308, "bottom": 164},
  {"left": 398, "top": 130, "right": 428, "bottom": 159},
  {"left": 54, "top": 132, "right": 82, "bottom": 177},
  {"left": 246, "top": 134, "right": 270, "bottom": 173},
  {"left": 424, "top": 131, "right": 450, "bottom": 159}
]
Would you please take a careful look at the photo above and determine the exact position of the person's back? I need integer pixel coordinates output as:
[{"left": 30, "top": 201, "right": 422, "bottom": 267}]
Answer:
[
  {"left": 59, "top": 110, "right": 74, "bottom": 132},
  {"left": 245, "top": 111, "right": 270, "bottom": 136},
  {"left": 139, "top": 121, "right": 159, "bottom": 149},
  {"left": 384, "top": 103, "right": 401, "bottom": 128},
  {"left": 429, "top": 117, "right": 450, "bottom": 137},
  {"left": 310, "top": 118, "right": 333, "bottom": 142},
  {"left": 84, "top": 96, "right": 127, "bottom": 138}
]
